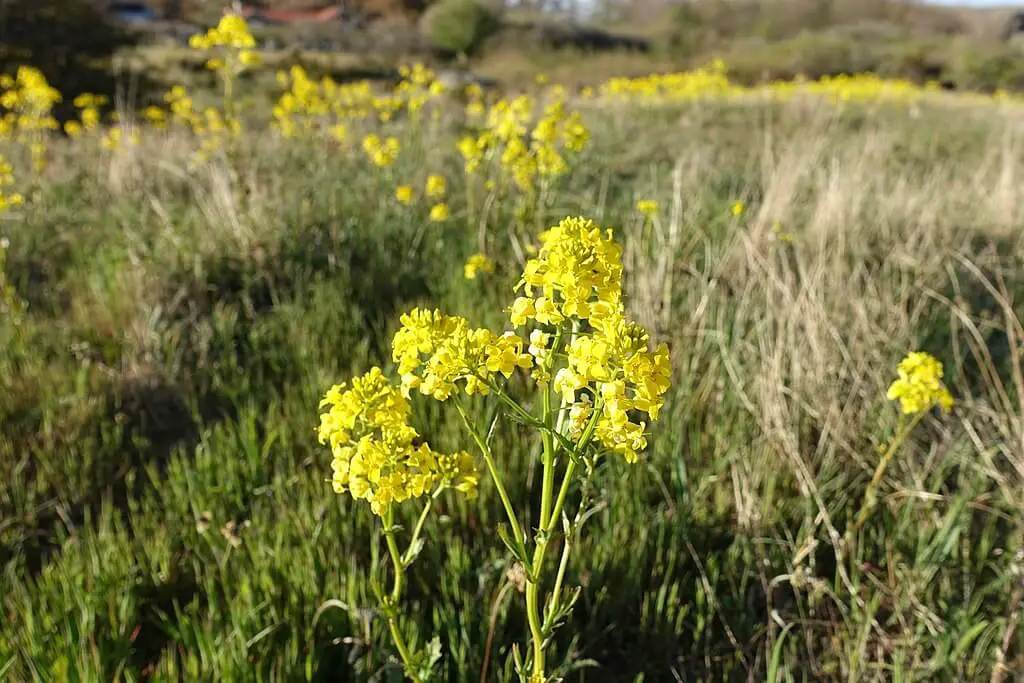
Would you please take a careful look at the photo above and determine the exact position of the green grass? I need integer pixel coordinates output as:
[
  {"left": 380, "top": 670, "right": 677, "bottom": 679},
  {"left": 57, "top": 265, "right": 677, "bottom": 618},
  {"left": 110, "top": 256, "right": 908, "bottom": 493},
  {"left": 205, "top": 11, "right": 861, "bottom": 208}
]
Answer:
[{"left": 2, "top": 93, "right": 1024, "bottom": 681}]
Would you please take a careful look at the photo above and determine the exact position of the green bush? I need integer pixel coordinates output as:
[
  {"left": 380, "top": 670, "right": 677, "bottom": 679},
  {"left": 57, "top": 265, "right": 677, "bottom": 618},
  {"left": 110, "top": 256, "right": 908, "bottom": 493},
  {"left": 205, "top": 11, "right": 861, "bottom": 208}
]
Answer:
[
  {"left": 419, "top": 0, "right": 502, "bottom": 58},
  {"left": 721, "top": 31, "right": 890, "bottom": 83},
  {"left": 953, "top": 44, "right": 1024, "bottom": 92}
]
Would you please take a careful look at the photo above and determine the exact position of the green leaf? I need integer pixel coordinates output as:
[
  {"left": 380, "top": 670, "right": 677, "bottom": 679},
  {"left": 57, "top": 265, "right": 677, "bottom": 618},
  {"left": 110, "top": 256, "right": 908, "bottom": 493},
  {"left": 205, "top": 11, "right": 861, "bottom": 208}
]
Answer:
[{"left": 768, "top": 622, "right": 795, "bottom": 683}]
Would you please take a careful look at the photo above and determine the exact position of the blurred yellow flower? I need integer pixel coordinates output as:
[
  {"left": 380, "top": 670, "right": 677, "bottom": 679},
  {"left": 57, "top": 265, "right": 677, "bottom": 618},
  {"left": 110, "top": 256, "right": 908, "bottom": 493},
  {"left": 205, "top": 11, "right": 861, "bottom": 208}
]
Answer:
[
  {"left": 635, "top": 199, "right": 658, "bottom": 218},
  {"left": 426, "top": 174, "right": 446, "bottom": 199},
  {"left": 363, "top": 133, "right": 400, "bottom": 167},
  {"left": 429, "top": 203, "right": 449, "bottom": 222},
  {"left": 463, "top": 253, "right": 495, "bottom": 279},
  {"left": 395, "top": 185, "right": 414, "bottom": 205},
  {"left": 731, "top": 201, "right": 744, "bottom": 217}
]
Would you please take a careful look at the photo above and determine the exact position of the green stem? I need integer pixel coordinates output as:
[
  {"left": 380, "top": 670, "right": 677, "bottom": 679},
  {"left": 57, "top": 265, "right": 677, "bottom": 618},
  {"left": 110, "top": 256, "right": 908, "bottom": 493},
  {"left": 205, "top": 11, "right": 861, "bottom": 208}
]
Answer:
[
  {"left": 402, "top": 494, "right": 436, "bottom": 566},
  {"left": 540, "top": 388, "right": 555, "bottom": 529},
  {"left": 545, "top": 530, "right": 571, "bottom": 625},
  {"left": 852, "top": 413, "right": 924, "bottom": 531},
  {"left": 467, "top": 175, "right": 478, "bottom": 246},
  {"left": 546, "top": 459, "right": 577, "bottom": 536},
  {"left": 525, "top": 573, "right": 546, "bottom": 679},
  {"left": 223, "top": 65, "right": 234, "bottom": 123},
  {"left": 487, "top": 379, "right": 544, "bottom": 428},
  {"left": 453, "top": 395, "right": 526, "bottom": 550},
  {"left": 382, "top": 506, "right": 423, "bottom": 683},
  {"left": 546, "top": 395, "right": 602, "bottom": 533},
  {"left": 483, "top": 377, "right": 577, "bottom": 454}
]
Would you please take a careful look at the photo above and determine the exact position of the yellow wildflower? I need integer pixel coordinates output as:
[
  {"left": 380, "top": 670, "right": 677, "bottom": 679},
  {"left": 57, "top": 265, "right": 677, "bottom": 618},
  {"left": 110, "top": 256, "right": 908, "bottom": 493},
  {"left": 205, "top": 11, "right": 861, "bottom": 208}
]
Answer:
[
  {"left": 426, "top": 174, "right": 447, "bottom": 199},
  {"left": 464, "top": 253, "right": 495, "bottom": 280},
  {"left": 395, "top": 185, "right": 414, "bottom": 205},
  {"left": 635, "top": 199, "right": 658, "bottom": 218},
  {"left": 391, "top": 309, "right": 532, "bottom": 401},
  {"left": 363, "top": 134, "right": 400, "bottom": 168},
  {"left": 513, "top": 216, "right": 623, "bottom": 327},
  {"left": 886, "top": 352, "right": 954, "bottom": 415},
  {"left": 430, "top": 203, "right": 449, "bottom": 222},
  {"left": 318, "top": 367, "right": 479, "bottom": 515}
]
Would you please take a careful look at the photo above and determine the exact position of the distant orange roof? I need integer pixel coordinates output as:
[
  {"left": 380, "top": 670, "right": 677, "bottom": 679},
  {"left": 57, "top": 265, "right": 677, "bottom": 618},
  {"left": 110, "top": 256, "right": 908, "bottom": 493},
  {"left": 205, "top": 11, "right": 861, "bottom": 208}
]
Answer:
[{"left": 240, "top": 4, "right": 341, "bottom": 23}]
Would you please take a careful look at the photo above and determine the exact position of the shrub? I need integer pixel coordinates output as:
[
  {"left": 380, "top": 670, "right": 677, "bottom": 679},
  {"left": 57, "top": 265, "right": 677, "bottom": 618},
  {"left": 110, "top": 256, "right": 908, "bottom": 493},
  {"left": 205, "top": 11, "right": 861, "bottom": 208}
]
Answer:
[
  {"left": 954, "top": 44, "right": 1024, "bottom": 92},
  {"left": 419, "top": 0, "right": 501, "bottom": 58}
]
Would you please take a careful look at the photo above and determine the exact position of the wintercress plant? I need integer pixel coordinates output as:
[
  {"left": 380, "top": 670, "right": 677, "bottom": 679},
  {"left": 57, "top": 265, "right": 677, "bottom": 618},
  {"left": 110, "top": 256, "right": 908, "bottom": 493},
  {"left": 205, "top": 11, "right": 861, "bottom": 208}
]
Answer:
[{"left": 318, "top": 216, "right": 671, "bottom": 682}]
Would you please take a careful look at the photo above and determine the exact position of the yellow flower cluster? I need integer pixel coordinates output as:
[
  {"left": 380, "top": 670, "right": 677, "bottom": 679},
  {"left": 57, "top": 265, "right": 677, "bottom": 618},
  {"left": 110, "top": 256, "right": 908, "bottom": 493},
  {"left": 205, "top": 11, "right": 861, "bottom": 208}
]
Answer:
[
  {"left": 385, "top": 217, "right": 670, "bottom": 464},
  {"left": 511, "top": 217, "right": 671, "bottom": 462},
  {"left": 635, "top": 199, "right": 658, "bottom": 218},
  {"left": 0, "top": 66, "right": 61, "bottom": 171},
  {"left": 271, "top": 63, "right": 445, "bottom": 140},
  {"left": 392, "top": 171, "right": 449, "bottom": 219},
  {"left": 395, "top": 184, "right": 414, "bottom": 205},
  {"left": 458, "top": 87, "right": 590, "bottom": 194},
  {"left": 886, "top": 351, "right": 954, "bottom": 415},
  {"left": 510, "top": 216, "right": 623, "bottom": 326},
  {"left": 593, "top": 60, "right": 1018, "bottom": 108},
  {"left": 600, "top": 60, "right": 738, "bottom": 103},
  {"left": 423, "top": 173, "right": 450, "bottom": 219},
  {"left": 363, "top": 133, "right": 400, "bottom": 168},
  {"left": 426, "top": 173, "right": 446, "bottom": 198},
  {"left": 464, "top": 83, "right": 486, "bottom": 120},
  {"left": 463, "top": 253, "right": 495, "bottom": 279},
  {"left": 395, "top": 63, "right": 446, "bottom": 120},
  {"left": 430, "top": 203, "right": 449, "bottom": 222},
  {"left": 64, "top": 93, "right": 108, "bottom": 138},
  {"left": 0, "top": 156, "right": 24, "bottom": 211},
  {"left": 272, "top": 66, "right": 329, "bottom": 138},
  {"left": 272, "top": 66, "right": 377, "bottom": 140},
  {"left": 392, "top": 309, "right": 532, "bottom": 400},
  {"left": 188, "top": 13, "right": 260, "bottom": 73},
  {"left": 318, "top": 367, "right": 478, "bottom": 515},
  {"left": 161, "top": 84, "right": 241, "bottom": 163},
  {"left": 100, "top": 126, "right": 141, "bottom": 151}
]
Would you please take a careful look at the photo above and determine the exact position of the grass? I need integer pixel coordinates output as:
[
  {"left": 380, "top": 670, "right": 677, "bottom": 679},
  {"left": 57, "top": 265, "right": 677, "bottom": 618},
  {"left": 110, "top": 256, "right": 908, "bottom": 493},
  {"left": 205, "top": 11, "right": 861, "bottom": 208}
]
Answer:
[{"left": 2, "top": 89, "right": 1024, "bottom": 681}]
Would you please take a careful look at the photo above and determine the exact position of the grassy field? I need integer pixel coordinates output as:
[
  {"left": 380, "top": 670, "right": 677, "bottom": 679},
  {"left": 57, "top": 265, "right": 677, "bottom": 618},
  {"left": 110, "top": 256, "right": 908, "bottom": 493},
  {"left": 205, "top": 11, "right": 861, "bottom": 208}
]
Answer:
[{"left": 2, "top": 66, "right": 1024, "bottom": 681}]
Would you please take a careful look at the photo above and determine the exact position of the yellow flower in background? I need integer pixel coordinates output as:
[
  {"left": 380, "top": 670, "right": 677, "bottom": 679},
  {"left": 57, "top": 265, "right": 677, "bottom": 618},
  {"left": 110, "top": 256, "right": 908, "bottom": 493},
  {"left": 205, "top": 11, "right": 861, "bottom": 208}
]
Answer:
[
  {"left": 731, "top": 201, "right": 745, "bottom": 217},
  {"left": 188, "top": 13, "right": 259, "bottom": 72},
  {"left": 395, "top": 185, "right": 414, "bottom": 205},
  {"left": 886, "top": 352, "right": 954, "bottom": 415},
  {"left": 143, "top": 105, "right": 167, "bottom": 128},
  {"left": 426, "top": 174, "right": 446, "bottom": 199},
  {"left": 458, "top": 136, "right": 484, "bottom": 175},
  {"left": 101, "top": 127, "right": 139, "bottom": 150},
  {"left": 770, "top": 221, "right": 793, "bottom": 243},
  {"left": 463, "top": 253, "right": 495, "bottom": 280},
  {"left": 0, "top": 157, "right": 23, "bottom": 211},
  {"left": 363, "top": 134, "right": 400, "bottom": 168},
  {"left": 429, "top": 203, "right": 449, "bottom": 222},
  {"left": 635, "top": 199, "right": 658, "bottom": 218}
]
